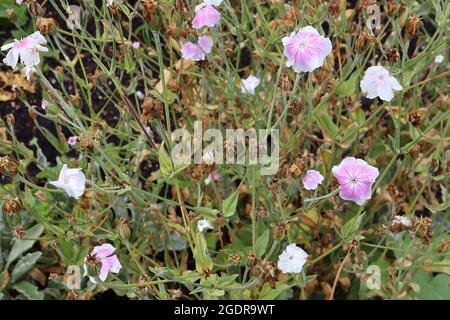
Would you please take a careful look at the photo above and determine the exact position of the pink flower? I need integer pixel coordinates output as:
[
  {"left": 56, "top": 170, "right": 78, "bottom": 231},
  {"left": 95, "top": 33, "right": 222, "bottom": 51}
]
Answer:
[
  {"left": 84, "top": 243, "right": 122, "bottom": 283},
  {"left": 67, "top": 136, "right": 78, "bottom": 146},
  {"left": 1, "top": 31, "right": 48, "bottom": 70},
  {"left": 192, "top": 4, "right": 221, "bottom": 29},
  {"left": 332, "top": 157, "right": 379, "bottom": 205},
  {"left": 282, "top": 26, "right": 332, "bottom": 73},
  {"left": 181, "top": 35, "right": 213, "bottom": 61},
  {"left": 302, "top": 170, "right": 324, "bottom": 191},
  {"left": 132, "top": 41, "right": 140, "bottom": 49},
  {"left": 360, "top": 66, "right": 402, "bottom": 102},
  {"left": 41, "top": 100, "right": 48, "bottom": 110}
]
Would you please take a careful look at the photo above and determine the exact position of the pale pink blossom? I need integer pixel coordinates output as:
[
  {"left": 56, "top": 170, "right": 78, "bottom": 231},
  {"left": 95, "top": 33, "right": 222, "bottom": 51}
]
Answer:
[
  {"left": 277, "top": 244, "right": 308, "bottom": 274},
  {"left": 360, "top": 66, "right": 402, "bottom": 102},
  {"left": 67, "top": 136, "right": 78, "bottom": 146},
  {"left": 41, "top": 100, "right": 48, "bottom": 110},
  {"left": 181, "top": 35, "right": 213, "bottom": 61},
  {"left": 49, "top": 164, "right": 86, "bottom": 199},
  {"left": 144, "top": 126, "right": 151, "bottom": 134},
  {"left": 332, "top": 157, "right": 379, "bottom": 205},
  {"left": 84, "top": 243, "right": 122, "bottom": 283},
  {"left": 132, "top": 41, "right": 140, "bottom": 49},
  {"left": 16, "top": 0, "right": 24, "bottom": 4},
  {"left": 1, "top": 31, "right": 48, "bottom": 70},
  {"left": 282, "top": 26, "right": 332, "bottom": 73},
  {"left": 302, "top": 170, "right": 324, "bottom": 191},
  {"left": 192, "top": 4, "right": 221, "bottom": 29},
  {"left": 241, "top": 75, "right": 261, "bottom": 94}
]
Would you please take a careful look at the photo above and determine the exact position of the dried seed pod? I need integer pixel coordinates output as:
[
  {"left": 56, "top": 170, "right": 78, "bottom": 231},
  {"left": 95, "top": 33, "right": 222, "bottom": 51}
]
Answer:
[
  {"left": 0, "top": 155, "right": 20, "bottom": 177},
  {"left": 35, "top": 17, "right": 57, "bottom": 35},
  {"left": 405, "top": 16, "right": 421, "bottom": 39},
  {"left": 385, "top": 48, "right": 400, "bottom": 63},
  {"left": 2, "top": 199, "right": 21, "bottom": 217}
]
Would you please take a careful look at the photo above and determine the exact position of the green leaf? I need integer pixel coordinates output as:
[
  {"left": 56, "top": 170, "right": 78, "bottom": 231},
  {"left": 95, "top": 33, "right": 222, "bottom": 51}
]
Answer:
[
  {"left": 341, "top": 214, "right": 364, "bottom": 239},
  {"left": 222, "top": 190, "right": 239, "bottom": 217},
  {"left": 158, "top": 143, "right": 173, "bottom": 175},
  {"left": 335, "top": 72, "right": 359, "bottom": 97},
  {"left": 255, "top": 229, "right": 270, "bottom": 258},
  {"left": 11, "top": 252, "right": 42, "bottom": 282},
  {"left": 193, "top": 233, "right": 213, "bottom": 273},
  {"left": 194, "top": 206, "right": 219, "bottom": 220},
  {"left": 7, "top": 224, "right": 44, "bottom": 268},
  {"left": 12, "top": 281, "right": 44, "bottom": 300},
  {"left": 316, "top": 112, "right": 339, "bottom": 140},
  {"left": 411, "top": 272, "right": 450, "bottom": 300}
]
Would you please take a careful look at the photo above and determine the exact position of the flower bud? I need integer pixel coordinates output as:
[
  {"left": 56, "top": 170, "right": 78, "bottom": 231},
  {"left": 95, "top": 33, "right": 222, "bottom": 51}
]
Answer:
[{"left": 117, "top": 218, "right": 131, "bottom": 240}]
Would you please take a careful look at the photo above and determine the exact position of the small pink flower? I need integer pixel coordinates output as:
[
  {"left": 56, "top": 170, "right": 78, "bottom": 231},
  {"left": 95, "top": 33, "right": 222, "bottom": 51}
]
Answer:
[
  {"left": 144, "top": 126, "right": 151, "bottom": 134},
  {"left": 192, "top": 4, "right": 221, "bottom": 29},
  {"left": 360, "top": 66, "right": 402, "bottom": 102},
  {"left": 67, "top": 136, "right": 78, "bottom": 146},
  {"left": 205, "top": 171, "right": 222, "bottom": 185},
  {"left": 83, "top": 243, "right": 122, "bottom": 283},
  {"left": 302, "top": 170, "right": 324, "bottom": 191},
  {"left": 41, "top": 100, "right": 48, "bottom": 110},
  {"left": 181, "top": 35, "right": 213, "bottom": 61},
  {"left": 332, "top": 157, "right": 379, "bottom": 205},
  {"left": 282, "top": 26, "right": 332, "bottom": 73},
  {"left": 132, "top": 41, "right": 140, "bottom": 49}
]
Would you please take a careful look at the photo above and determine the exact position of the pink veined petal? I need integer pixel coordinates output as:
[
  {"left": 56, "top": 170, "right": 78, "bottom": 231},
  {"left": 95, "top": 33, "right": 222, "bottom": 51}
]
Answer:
[
  {"left": 192, "top": 5, "right": 220, "bottom": 29},
  {"left": 92, "top": 243, "right": 116, "bottom": 259},
  {"left": 98, "top": 263, "right": 110, "bottom": 282},
  {"left": 104, "top": 255, "right": 122, "bottom": 273},
  {"left": 3, "top": 49, "right": 19, "bottom": 68},
  {"left": 197, "top": 36, "right": 213, "bottom": 54}
]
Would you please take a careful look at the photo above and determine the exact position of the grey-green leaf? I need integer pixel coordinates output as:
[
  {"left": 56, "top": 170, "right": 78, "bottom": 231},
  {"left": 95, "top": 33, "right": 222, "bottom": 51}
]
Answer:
[
  {"left": 11, "top": 252, "right": 42, "bottom": 282},
  {"left": 6, "top": 224, "right": 44, "bottom": 269},
  {"left": 12, "top": 281, "right": 44, "bottom": 300},
  {"left": 222, "top": 190, "right": 240, "bottom": 217}
]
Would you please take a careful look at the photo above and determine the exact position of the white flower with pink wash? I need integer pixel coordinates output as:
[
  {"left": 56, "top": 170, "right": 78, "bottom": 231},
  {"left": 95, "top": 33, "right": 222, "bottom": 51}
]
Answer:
[
  {"left": 282, "top": 26, "right": 332, "bottom": 73},
  {"left": 360, "top": 66, "right": 402, "bottom": 102},
  {"left": 1, "top": 31, "right": 48, "bottom": 79},
  {"left": 181, "top": 35, "right": 213, "bottom": 61},
  {"left": 332, "top": 157, "right": 379, "bottom": 205},
  {"left": 302, "top": 169, "right": 324, "bottom": 191},
  {"left": 277, "top": 244, "right": 308, "bottom": 274},
  {"left": 84, "top": 244, "right": 122, "bottom": 284},
  {"left": 49, "top": 164, "right": 86, "bottom": 199},
  {"left": 241, "top": 75, "right": 261, "bottom": 94},
  {"left": 192, "top": 3, "right": 221, "bottom": 29}
]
